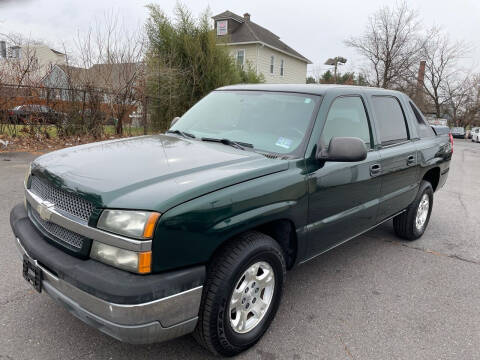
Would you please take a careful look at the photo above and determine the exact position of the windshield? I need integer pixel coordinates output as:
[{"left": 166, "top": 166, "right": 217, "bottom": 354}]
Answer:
[{"left": 171, "top": 90, "right": 321, "bottom": 155}]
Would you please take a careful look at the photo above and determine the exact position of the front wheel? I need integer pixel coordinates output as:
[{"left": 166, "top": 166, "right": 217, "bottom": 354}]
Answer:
[
  {"left": 393, "top": 180, "right": 434, "bottom": 240},
  {"left": 194, "top": 231, "right": 286, "bottom": 357}
]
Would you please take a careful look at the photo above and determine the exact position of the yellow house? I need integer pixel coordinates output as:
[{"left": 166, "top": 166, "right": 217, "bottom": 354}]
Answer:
[{"left": 213, "top": 11, "right": 311, "bottom": 84}]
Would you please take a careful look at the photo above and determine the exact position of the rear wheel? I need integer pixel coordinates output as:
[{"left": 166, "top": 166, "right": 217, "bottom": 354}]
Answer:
[
  {"left": 194, "top": 231, "right": 286, "bottom": 357},
  {"left": 393, "top": 180, "right": 434, "bottom": 240}
]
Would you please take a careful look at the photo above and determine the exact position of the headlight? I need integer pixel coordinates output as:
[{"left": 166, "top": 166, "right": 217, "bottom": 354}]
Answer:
[
  {"left": 97, "top": 210, "right": 161, "bottom": 239},
  {"left": 90, "top": 241, "right": 152, "bottom": 274}
]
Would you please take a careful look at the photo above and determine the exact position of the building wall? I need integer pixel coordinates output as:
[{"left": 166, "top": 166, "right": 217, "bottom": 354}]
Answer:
[
  {"left": 227, "top": 43, "right": 260, "bottom": 73},
  {"left": 42, "top": 65, "right": 68, "bottom": 88},
  {"left": 257, "top": 45, "right": 307, "bottom": 84},
  {"left": 227, "top": 43, "right": 307, "bottom": 84},
  {"left": 21, "top": 45, "right": 66, "bottom": 74}
]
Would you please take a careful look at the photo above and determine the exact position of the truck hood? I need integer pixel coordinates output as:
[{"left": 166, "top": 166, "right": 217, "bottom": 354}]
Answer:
[{"left": 31, "top": 135, "right": 288, "bottom": 212}]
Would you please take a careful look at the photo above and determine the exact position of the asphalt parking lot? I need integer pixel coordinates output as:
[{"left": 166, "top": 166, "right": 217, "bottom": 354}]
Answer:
[{"left": 1, "top": 139, "right": 479, "bottom": 360}]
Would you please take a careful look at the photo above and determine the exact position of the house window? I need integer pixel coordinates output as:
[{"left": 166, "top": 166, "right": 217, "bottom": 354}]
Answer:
[
  {"left": 280, "top": 59, "right": 284, "bottom": 76},
  {"left": 236, "top": 50, "right": 245, "bottom": 68},
  {"left": 217, "top": 20, "right": 228, "bottom": 36},
  {"left": 270, "top": 56, "right": 275, "bottom": 74}
]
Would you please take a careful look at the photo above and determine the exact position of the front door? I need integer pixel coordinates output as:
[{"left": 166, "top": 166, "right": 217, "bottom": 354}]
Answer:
[{"left": 306, "top": 95, "right": 382, "bottom": 258}]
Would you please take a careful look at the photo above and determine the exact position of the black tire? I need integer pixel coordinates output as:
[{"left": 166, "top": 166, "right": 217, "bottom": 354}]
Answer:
[
  {"left": 194, "top": 231, "right": 286, "bottom": 357},
  {"left": 393, "top": 180, "right": 434, "bottom": 240}
]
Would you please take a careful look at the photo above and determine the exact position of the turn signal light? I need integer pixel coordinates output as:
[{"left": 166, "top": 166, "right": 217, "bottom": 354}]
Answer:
[
  {"left": 138, "top": 251, "right": 152, "bottom": 274},
  {"left": 143, "top": 213, "right": 161, "bottom": 238}
]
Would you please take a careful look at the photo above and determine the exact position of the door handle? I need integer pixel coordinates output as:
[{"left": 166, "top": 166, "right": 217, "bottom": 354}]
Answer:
[
  {"left": 407, "top": 155, "right": 416, "bottom": 166},
  {"left": 370, "top": 163, "right": 382, "bottom": 177}
]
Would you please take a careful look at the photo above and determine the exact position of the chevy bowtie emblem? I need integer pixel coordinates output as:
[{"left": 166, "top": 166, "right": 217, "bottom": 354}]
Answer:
[{"left": 37, "top": 200, "right": 54, "bottom": 221}]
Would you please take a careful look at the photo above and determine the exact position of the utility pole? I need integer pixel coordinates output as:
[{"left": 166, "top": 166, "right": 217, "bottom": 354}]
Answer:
[{"left": 324, "top": 57, "right": 347, "bottom": 84}]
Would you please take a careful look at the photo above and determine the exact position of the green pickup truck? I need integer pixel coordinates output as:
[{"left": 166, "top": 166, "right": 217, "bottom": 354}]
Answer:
[{"left": 10, "top": 84, "right": 452, "bottom": 356}]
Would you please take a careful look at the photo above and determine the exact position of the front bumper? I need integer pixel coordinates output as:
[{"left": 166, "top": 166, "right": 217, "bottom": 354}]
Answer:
[{"left": 11, "top": 204, "right": 205, "bottom": 344}]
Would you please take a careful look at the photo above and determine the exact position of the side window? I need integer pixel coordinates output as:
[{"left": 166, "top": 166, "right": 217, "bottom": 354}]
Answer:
[
  {"left": 371, "top": 96, "right": 408, "bottom": 145},
  {"left": 410, "top": 101, "right": 435, "bottom": 138},
  {"left": 321, "top": 96, "right": 372, "bottom": 149}
]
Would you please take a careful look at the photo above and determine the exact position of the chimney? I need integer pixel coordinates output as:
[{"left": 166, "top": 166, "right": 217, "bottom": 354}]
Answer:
[
  {"left": 243, "top": 13, "right": 250, "bottom": 21},
  {"left": 0, "top": 41, "right": 6, "bottom": 58},
  {"left": 415, "top": 60, "right": 426, "bottom": 109}
]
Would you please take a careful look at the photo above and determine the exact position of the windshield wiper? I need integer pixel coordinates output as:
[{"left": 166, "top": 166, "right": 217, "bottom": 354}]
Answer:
[
  {"left": 201, "top": 137, "right": 253, "bottom": 151},
  {"left": 166, "top": 129, "right": 196, "bottom": 139}
]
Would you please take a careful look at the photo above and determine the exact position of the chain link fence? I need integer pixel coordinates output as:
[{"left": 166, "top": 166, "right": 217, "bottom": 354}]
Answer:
[{"left": 0, "top": 83, "right": 155, "bottom": 139}]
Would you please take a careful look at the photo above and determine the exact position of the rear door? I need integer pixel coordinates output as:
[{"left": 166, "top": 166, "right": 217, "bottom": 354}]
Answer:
[{"left": 369, "top": 95, "right": 420, "bottom": 220}]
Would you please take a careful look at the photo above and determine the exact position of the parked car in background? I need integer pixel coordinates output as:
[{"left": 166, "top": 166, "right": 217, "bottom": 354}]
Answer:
[
  {"left": 472, "top": 128, "right": 480, "bottom": 143},
  {"left": 451, "top": 127, "right": 465, "bottom": 139},
  {"left": 8, "top": 105, "right": 66, "bottom": 125},
  {"left": 467, "top": 127, "right": 479, "bottom": 139},
  {"left": 10, "top": 85, "right": 452, "bottom": 357}
]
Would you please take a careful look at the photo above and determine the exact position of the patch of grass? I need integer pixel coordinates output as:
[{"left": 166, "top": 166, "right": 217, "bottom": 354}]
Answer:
[
  {"left": 1, "top": 124, "right": 146, "bottom": 138},
  {"left": 0, "top": 124, "right": 58, "bottom": 138}
]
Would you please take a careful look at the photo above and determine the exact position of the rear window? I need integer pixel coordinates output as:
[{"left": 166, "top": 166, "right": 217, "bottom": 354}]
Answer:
[
  {"left": 409, "top": 101, "right": 435, "bottom": 138},
  {"left": 371, "top": 96, "right": 409, "bottom": 145}
]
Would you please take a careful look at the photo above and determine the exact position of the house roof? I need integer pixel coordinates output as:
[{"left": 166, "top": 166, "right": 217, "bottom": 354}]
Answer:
[
  {"left": 212, "top": 10, "right": 245, "bottom": 23},
  {"left": 56, "top": 63, "right": 141, "bottom": 90},
  {"left": 212, "top": 11, "right": 312, "bottom": 64},
  {"left": 50, "top": 48, "right": 65, "bottom": 55},
  {"left": 57, "top": 64, "right": 89, "bottom": 86}
]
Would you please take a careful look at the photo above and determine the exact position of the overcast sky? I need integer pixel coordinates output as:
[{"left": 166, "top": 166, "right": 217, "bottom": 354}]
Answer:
[{"left": 0, "top": 0, "right": 479, "bottom": 75}]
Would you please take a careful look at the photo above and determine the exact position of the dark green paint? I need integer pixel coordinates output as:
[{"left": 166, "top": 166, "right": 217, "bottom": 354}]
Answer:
[{"left": 30, "top": 85, "right": 452, "bottom": 273}]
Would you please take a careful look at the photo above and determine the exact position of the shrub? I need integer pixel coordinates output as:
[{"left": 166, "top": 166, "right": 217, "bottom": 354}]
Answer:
[{"left": 145, "top": 4, "right": 263, "bottom": 132}]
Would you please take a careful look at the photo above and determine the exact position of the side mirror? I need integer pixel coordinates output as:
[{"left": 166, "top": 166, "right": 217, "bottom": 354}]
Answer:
[
  {"left": 317, "top": 137, "right": 367, "bottom": 162},
  {"left": 170, "top": 117, "right": 180, "bottom": 128}
]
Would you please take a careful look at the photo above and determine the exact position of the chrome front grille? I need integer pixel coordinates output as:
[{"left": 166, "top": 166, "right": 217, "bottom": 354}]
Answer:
[
  {"left": 31, "top": 207, "right": 86, "bottom": 249},
  {"left": 30, "top": 175, "right": 94, "bottom": 222}
]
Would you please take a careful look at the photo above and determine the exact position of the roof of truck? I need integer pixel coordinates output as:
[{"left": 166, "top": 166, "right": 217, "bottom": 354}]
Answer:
[{"left": 217, "top": 84, "right": 404, "bottom": 96}]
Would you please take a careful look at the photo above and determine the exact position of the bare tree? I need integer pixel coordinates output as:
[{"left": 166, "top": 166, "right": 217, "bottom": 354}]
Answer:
[
  {"left": 460, "top": 75, "right": 480, "bottom": 127},
  {"left": 74, "top": 12, "right": 145, "bottom": 135},
  {"left": 0, "top": 34, "right": 48, "bottom": 137},
  {"left": 0, "top": 35, "right": 44, "bottom": 86},
  {"left": 444, "top": 75, "right": 471, "bottom": 126},
  {"left": 345, "top": 1, "right": 423, "bottom": 88},
  {"left": 421, "top": 28, "right": 470, "bottom": 119}
]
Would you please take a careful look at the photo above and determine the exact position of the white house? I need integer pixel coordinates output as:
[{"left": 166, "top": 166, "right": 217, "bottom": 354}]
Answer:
[
  {"left": 0, "top": 41, "right": 66, "bottom": 83},
  {"left": 213, "top": 11, "right": 311, "bottom": 84}
]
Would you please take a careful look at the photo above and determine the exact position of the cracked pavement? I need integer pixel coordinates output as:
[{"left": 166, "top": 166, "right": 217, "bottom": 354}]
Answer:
[{"left": 1, "top": 139, "right": 479, "bottom": 359}]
